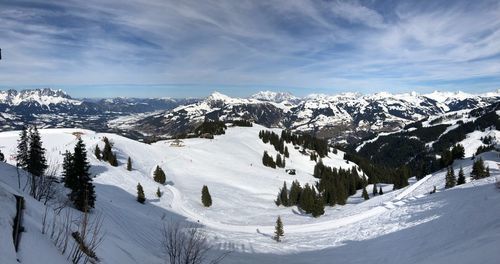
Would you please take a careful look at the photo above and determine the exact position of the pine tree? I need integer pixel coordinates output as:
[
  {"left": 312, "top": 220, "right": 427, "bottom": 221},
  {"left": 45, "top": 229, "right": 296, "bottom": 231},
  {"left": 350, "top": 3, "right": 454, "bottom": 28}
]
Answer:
[
  {"left": 486, "top": 166, "right": 490, "bottom": 177},
  {"left": 201, "top": 185, "right": 212, "bottom": 207},
  {"left": 471, "top": 158, "right": 487, "bottom": 180},
  {"left": 69, "top": 138, "right": 96, "bottom": 211},
  {"left": 289, "top": 180, "right": 301, "bottom": 205},
  {"left": 62, "top": 151, "right": 76, "bottom": 190},
  {"left": 16, "top": 126, "right": 29, "bottom": 169},
  {"left": 110, "top": 153, "right": 118, "bottom": 167},
  {"left": 137, "top": 183, "right": 145, "bottom": 204},
  {"left": 156, "top": 187, "right": 162, "bottom": 198},
  {"left": 153, "top": 165, "right": 166, "bottom": 184},
  {"left": 446, "top": 167, "right": 457, "bottom": 188},
  {"left": 451, "top": 144, "right": 465, "bottom": 160},
  {"left": 379, "top": 186, "right": 383, "bottom": 195},
  {"left": 457, "top": 166, "right": 466, "bottom": 185},
  {"left": 362, "top": 187, "right": 369, "bottom": 200},
  {"left": 276, "top": 154, "right": 283, "bottom": 168},
  {"left": 276, "top": 182, "right": 289, "bottom": 206},
  {"left": 27, "top": 126, "right": 48, "bottom": 177},
  {"left": 273, "top": 216, "right": 284, "bottom": 242},
  {"left": 284, "top": 146, "right": 289, "bottom": 158},
  {"left": 127, "top": 157, "right": 132, "bottom": 171},
  {"left": 372, "top": 183, "right": 377, "bottom": 196},
  {"left": 94, "top": 145, "right": 101, "bottom": 160}
]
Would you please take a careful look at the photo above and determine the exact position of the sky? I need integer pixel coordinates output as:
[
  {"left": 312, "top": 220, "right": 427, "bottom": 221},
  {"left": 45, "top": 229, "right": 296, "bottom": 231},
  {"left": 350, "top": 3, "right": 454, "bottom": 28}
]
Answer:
[{"left": 0, "top": 0, "right": 499, "bottom": 98}]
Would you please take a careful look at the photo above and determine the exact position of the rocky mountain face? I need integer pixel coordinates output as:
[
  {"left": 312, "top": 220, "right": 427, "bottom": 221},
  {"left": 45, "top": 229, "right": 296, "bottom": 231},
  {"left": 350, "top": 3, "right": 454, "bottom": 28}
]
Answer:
[{"left": 114, "top": 90, "right": 500, "bottom": 143}]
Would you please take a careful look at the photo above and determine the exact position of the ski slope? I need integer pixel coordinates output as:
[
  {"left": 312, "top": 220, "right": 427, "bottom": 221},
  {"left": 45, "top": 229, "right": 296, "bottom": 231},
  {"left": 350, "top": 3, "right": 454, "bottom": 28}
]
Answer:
[{"left": 0, "top": 125, "right": 499, "bottom": 264}]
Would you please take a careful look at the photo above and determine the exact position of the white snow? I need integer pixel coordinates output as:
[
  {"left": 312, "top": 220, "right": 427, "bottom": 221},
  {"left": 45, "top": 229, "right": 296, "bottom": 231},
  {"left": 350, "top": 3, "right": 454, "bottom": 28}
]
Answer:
[{"left": 0, "top": 125, "right": 499, "bottom": 264}]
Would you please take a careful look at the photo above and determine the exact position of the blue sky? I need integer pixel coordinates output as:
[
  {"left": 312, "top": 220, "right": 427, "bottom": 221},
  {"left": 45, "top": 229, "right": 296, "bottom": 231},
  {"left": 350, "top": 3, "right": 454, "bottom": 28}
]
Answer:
[{"left": 0, "top": 0, "right": 499, "bottom": 98}]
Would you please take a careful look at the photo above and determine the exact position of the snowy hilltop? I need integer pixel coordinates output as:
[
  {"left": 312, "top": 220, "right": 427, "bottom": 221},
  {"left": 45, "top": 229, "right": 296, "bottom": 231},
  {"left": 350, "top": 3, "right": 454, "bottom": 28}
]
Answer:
[{"left": 0, "top": 113, "right": 500, "bottom": 263}]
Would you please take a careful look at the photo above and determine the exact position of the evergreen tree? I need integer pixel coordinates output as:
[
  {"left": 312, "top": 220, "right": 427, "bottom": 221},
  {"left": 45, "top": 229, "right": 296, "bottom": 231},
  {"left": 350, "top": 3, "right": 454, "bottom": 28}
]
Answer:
[
  {"left": 372, "top": 183, "right": 377, "bottom": 196},
  {"left": 284, "top": 146, "right": 289, "bottom": 158},
  {"left": 156, "top": 187, "right": 162, "bottom": 198},
  {"left": 471, "top": 158, "right": 487, "bottom": 180},
  {"left": 276, "top": 182, "right": 289, "bottom": 206},
  {"left": 276, "top": 154, "right": 283, "bottom": 168},
  {"left": 201, "top": 185, "right": 212, "bottom": 207},
  {"left": 27, "top": 126, "right": 48, "bottom": 177},
  {"left": 452, "top": 144, "right": 465, "bottom": 160},
  {"left": 94, "top": 145, "right": 101, "bottom": 160},
  {"left": 127, "top": 157, "right": 132, "bottom": 171},
  {"left": 137, "top": 183, "right": 145, "bottom": 204},
  {"left": 69, "top": 139, "right": 96, "bottom": 211},
  {"left": 110, "top": 153, "right": 118, "bottom": 167},
  {"left": 16, "top": 126, "right": 29, "bottom": 169},
  {"left": 379, "top": 186, "right": 383, "bottom": 195},
  {"left": 273, "top": 216, "right": 284, "bottom": 242},
  {"left": 362, "top": 187, "right": 369, "bottom": 200},
  {"left": 62, "top": 151, "right": 76, "bottom": 190},
  {"left": 486, "top": 166, "right": 490, "bottom": 177},
  {"left": 311, "top": 192, "right": 325, "bottom": 217},
  {"left": 457, "top": 166, "right": 466, "bottom": 185},
  {"left": 445, "top": 167, "right": 456, "bottom": 189},
  {"left": 288, "top": 180, "right": 301, "bottom": 205},
  {"left": 101, "top": 137, "right": 113, "bottom": 161},
  {"left": 153, "top": 165, "right": 166, "bottom": 184}
]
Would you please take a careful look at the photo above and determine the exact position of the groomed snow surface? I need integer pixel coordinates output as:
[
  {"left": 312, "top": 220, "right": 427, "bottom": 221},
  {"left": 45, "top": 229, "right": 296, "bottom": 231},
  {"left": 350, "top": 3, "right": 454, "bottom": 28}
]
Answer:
[{"left": 0, "top": 125, "right": 499, "bottom": 264}]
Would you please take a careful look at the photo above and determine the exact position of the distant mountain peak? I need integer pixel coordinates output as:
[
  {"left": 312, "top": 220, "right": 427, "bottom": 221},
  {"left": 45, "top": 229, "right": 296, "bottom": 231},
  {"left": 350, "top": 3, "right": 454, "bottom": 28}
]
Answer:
[
  {"left": 0, "top": 88, "right": 79, "bottom": 106},
  {"left": 206, "top": 91, "right": 232, "bottom": 102},
  {"left": 250, "top": 91, "right": 298, "bottom": 103}
]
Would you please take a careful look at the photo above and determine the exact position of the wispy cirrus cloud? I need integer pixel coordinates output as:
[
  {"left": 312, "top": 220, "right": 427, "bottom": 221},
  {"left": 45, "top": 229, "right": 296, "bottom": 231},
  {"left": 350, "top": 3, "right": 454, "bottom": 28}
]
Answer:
[{"left": 0, "top": 0, "right": 499, "bottom": 97}]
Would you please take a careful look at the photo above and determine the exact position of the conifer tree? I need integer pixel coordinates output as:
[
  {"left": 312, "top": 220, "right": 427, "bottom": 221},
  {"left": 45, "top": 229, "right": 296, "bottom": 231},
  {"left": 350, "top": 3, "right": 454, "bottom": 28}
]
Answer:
[
  {"left": 62, "top": 151, "right": 76, "bottom": 190},
  {"left": 27, "top": 126, "right": 48, "bottom": 177},
  {"left": 457, "top": 166, "right": 466, "bottom": 185},
  {"left": 372, "top": 183, "right": 377, "bottom": 196},
  {"left": 362, "top": 187, "right": 369, "bottom": 200},
  {"left": 69, "top": 138, "right": 96, "bottom": 211},
  {"left": 16, "top": 126, "right": 29, "bottom": 169},
  {"left": 445, "top": 167, "right": 456, "bottom": 189},
  {"left": 277, "top": 182, "right": 289, "bottom": 206},
  {"left": 127, "top": 157, "right": 132, "bottom": 171},
  {"left": 379, "top": 186, "right": 383, "bottom": 195},
  {"left": 289, "top": 180, "right": 301, "bottom": 205},
  {"left": 94, "top": 145, "right": 101, "bottom": 160},
  {"left": 276, "top": 153, "right": 283, "bottom": 168},
  {"left": 274, "top": 216, "right": 284, "bottom": 242},
  {"left": 101, "top": 137, "right": 113, "bottom": 161},
  {"left": 153, "top": 165, "right": 166, "bottom": 184},
  {"left": 486, "top": 166, "right": 490, "bottom": 177},
  {"left": 284, "top": 146, "right": 289, "bottom": 158},
  {"left": 137, "top": 183, "right": 145, "bottom": 204},
  {"left": 110, "top": 153, "right": 118, "bottom": 167},
  {"left": 201, "top": 185, "right": 212, "bottom": 207},
  {"left": 156, "top": 187, "right": 162, "bottom": 198},
  {"left": 471, "top": 158, "right": 487, "bottom": 180}
]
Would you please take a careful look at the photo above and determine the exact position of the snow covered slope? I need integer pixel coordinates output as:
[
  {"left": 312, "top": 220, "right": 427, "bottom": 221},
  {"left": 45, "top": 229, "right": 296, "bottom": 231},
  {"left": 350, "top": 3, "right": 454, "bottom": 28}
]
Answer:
[{"left": 0, "top": 126, "right": 499, "bottom": 264}]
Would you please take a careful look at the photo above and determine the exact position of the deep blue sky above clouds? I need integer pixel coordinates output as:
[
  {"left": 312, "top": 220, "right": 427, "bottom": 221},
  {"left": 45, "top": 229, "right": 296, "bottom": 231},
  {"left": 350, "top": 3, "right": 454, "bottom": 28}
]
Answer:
[{"left": 0, "top": 0, "right": 499, "bottom": 98}]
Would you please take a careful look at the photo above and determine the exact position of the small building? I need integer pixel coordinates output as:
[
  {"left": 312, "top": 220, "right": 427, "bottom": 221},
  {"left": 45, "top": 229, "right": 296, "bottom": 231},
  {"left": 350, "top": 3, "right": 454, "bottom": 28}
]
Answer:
[
  {"left": 200, "top": 133, "right": 214, "bottom": 139},
  {"left": 170, "top": 139, "right": 184, "bottom": 147}
]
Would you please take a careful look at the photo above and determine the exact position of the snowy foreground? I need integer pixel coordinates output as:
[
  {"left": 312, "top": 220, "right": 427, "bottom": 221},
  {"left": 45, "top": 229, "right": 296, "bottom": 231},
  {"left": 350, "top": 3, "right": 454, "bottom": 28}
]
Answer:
[{"left": 1, "top": 125, "right": 500, "bottom": 264}]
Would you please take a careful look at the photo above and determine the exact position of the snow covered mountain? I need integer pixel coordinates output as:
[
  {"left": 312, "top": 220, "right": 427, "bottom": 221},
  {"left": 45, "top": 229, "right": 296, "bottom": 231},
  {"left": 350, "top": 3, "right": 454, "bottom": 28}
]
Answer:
[
  {"left": 0, "top": 88, "right": 197, "bottom": 132},
  {"left": 115, "top": 90, "right": 500, "bottom": 143},
  {"left": 250, "top": 91, "right": 300, "bottom": 103}
]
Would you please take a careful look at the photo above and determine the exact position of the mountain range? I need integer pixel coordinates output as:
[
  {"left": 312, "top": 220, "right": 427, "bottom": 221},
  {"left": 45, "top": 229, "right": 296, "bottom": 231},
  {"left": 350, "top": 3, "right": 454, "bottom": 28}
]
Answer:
[{"left": 0, "top": 88, "right": 498, "bottom": 143}]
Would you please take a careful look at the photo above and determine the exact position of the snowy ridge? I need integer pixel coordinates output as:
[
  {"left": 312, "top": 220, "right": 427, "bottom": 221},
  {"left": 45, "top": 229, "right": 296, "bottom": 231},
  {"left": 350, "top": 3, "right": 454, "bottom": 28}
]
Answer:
[
  {"left": 0, "top": 88, "right": 81, "bottom": 106},
  {"left": 119, "top": 89, "right": 499, "bottom": 143}
]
